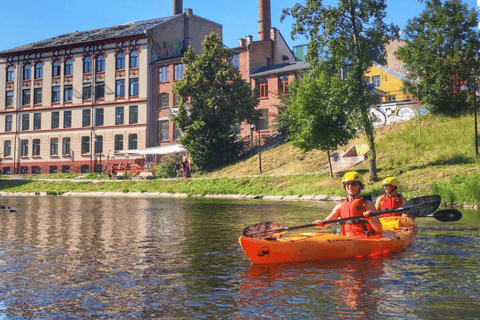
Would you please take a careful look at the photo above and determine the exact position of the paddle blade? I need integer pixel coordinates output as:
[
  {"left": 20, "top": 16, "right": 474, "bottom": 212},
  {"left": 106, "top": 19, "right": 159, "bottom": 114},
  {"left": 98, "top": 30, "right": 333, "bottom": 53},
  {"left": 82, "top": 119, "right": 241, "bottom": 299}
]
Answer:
[
  {"left": 430, "top": 209, "right": 462, "bottom": 222},
  {"left": 403, "top": 195, "right": 441, "bottom": 217},
  {"left": 243, "top": 221, "right": 282, "bottom": 238}
]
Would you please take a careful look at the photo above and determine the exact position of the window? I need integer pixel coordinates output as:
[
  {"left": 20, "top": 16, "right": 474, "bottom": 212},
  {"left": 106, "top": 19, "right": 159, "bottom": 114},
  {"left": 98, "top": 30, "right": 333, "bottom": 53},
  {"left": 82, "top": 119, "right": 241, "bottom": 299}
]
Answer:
[
  {"left": 22, "top": 89, "right": 31, "bottom": 105},
  {"left": 116, "top": 52, "right": 125, "bottom": 70},
  {"left": 64, "top": 86, "right": 72, "bottom": 102},
  {"left": 62, "top": 137, "right": 71, "bottom": 155},
  {"left": 32, "top": 166, "right": 40, "bottom": 174},
  {"left": 257, "top": 78, "right": 268, "bottom": 98},
  {"left": 4, "top": 141, "right": 11, "bottom": 157},
  {"left": 2, "top": 167, "right": 10, "bottom": 174},
  {"left": 20, "top": 140, "right": 28, "bottom": 156},
  {"left": 83, "top": 56, "right": 92, "bottom": 73},
  {"left": 130, "top": 51, "right": 139, "bottom": 68},
  {"left": 95, "top": 108, "right": 104, "bottom": 126},
  {"left": 35, "top": 62, "right": 43, "bottom": 79},
  {"left": 94, "top": 135, "right": 103, "bottom": 153},
  {"left": 34, "top": 88, "right": 42, "bottom": 104},
  {"left": 53, "top": 60, "right": 61, "bottom": 77},
  {"left": 159, "top": 120, "right": 169, "bottom": 141},
  {"left": 174, "top": 124, "right": 182, "bottom": 139},
  {"left": 5, "top": 115, "right": 12, "bottom": 132},
  {"left": 6, "top": 91, "right": 13, "bottom": 106},
  {"left": 158, "top": 66, "right": 169, "bottom": 82},
  {"left": 6, "top": 66, "right": 14, "bottom": 82},
  {"left": 114, "top": 135, "right": 123, "bottom": 151},
  {"left": 174, "top": 64, "right": 185, "bottom": 80},
  {"left": 33, "top": 139, "right": 40, "bottom": 156},
  {"left": 363, "top": 76, "right": 370, "bottom": 85},
  {"left": 372, "top": 75, "right": 381, "bottom": 87},
  {"left": 115, "top": 106, "right": 124, "bottom": 125},
  {"left": 52, "top": 86, "right": 60, "bottom": 102},
  {"left": 116, "top": 79, "right": 125, "bottom": 97},
  {"left": 81, "top": 136, "right": 90, "bottom": 154},
  {"left": 96, "top": 55, "right": 105, "bottom": 72},
  {"left": 129, "top": 78, "right": 139, "bottom": 96},
  {"left": 33, "top": 113, "right": 41, "bottom": 130},
  {"left": 62, "top": 165, "right": 70, "bottom": 173},
  {"left": 258, "top": 109, "right": 269, "bottom": 130},
  {"left": 231, "top": 54, "right": 240, "bottom": 69},
  {"left": 128, "top": 134, "right": 137, "bottom": 150},
  {"left": 82, "top": 109, "right": 91, "bottom": 127},
  {"left": 23, "top": 64, "right": 31, "bottom": 80},
  {"left": 20, "top": 166, "right": 28, "bottom": 174},
  {"left": 159, "top": 93, "right": 169, "bottom": 108},
  {"left": 22, "top": 114, "right": 29, "bottom": 131},
  {"left": 64, "top": 59, "right": 73, "bottom": 75},
  {"left": 51, "top": 112, "right": 60, "bottom": 129},
  {"left": 129, "top": 105, "right": 138, "bottom": 124},
  {"left": 64, "top": 111, "right": 71, "bottom": 128},
  {"left": 83, "top": 84, "right": 91, "bottom": 100},
  {"left": 81, "top": 165, "right": 89, "bottom": 173},
  {"left": 49, "top": 166, "right": 58, "bottom": 173},
  {"left": 173, "top": 94, "right": 179, "bottom": 107},
  {"left": 278, "top": 75, "right": 289, "bottom": 94},
  {"left": 95, "top": 82, "right": 104, "bottom": 99}
]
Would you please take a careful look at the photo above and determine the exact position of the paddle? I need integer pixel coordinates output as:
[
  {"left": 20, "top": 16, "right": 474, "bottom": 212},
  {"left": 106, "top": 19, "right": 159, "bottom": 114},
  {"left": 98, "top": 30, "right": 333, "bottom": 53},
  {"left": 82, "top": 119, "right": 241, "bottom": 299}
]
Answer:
[{"left": 243, "top": 195, "right": 442, "bottom": 238}]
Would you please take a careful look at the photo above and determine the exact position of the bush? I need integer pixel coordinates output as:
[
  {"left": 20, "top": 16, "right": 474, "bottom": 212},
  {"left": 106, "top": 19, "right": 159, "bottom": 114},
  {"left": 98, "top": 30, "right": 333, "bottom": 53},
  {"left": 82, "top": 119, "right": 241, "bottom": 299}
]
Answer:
[{"left": 151, "top": 154, "right": 182, "bottom": 178}]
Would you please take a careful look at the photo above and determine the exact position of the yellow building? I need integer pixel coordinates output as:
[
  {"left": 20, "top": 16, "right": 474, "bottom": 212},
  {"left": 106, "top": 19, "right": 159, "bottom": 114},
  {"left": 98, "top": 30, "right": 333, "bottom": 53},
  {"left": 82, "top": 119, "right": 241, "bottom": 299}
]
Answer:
[{"left": 364, "top": 62, "right": 414, "bottom": 103}]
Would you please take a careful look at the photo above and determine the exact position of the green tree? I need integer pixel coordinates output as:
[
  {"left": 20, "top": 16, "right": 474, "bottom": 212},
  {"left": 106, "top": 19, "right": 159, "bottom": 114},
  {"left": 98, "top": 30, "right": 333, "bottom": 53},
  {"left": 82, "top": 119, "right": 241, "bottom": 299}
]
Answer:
[
  {"left": 283, "top": 67, "right": 356, "bottom": 177},
  {"left": 282, "top": 0, "right": 399, "bottom": 180},
  {"left": 395, "top": 0, "right": 480, "bottom": 115},
  {"left": 173, "top": 33, "right": 258, "bottom": 171}
]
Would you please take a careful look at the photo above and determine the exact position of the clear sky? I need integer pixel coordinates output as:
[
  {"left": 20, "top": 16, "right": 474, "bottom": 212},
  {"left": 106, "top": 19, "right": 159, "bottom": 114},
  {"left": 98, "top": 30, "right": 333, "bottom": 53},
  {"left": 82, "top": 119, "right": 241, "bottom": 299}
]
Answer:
[{"left": 0, "top": 0, "right": 478, "bottom": 52}]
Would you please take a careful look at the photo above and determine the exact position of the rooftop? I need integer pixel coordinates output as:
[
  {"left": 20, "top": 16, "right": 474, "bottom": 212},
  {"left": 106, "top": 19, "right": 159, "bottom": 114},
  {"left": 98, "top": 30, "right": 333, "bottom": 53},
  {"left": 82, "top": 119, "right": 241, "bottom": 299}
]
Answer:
[{"left": 250, "top": 61, "right": 310, "bottom": 77}]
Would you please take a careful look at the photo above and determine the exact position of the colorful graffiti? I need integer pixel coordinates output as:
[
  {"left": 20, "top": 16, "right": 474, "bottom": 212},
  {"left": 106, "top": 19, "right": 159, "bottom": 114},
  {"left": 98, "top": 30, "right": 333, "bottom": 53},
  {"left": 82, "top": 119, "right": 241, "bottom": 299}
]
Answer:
[
  {"left": 148, "top": 39, "right": 182, "bottom": 61},
  {"left": 369, "top": 101, "right": 427, "bottom": 128}
]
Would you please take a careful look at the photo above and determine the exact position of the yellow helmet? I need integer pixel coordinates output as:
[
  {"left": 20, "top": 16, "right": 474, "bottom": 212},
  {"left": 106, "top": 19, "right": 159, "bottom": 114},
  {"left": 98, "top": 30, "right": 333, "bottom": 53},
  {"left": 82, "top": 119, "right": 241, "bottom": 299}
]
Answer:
[
  {"left": 383, "top": 177, "right": 400, "bottom": 188},
  {"left": 342, "top": 171, "right": 364, "bottom": 186}
]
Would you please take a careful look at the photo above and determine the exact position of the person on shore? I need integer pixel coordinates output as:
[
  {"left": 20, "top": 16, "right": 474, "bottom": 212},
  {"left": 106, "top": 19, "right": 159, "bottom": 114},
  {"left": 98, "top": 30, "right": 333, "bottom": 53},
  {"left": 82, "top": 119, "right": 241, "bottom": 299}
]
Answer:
[
  {"left": 173, "top": 161, "right": 181, "bottom": 178},
  {"left": 313, "top": 171, "right": 383, "bottom": 238},
  {"left": 375, "top": 177, "right": 408, "bottom": 217}
]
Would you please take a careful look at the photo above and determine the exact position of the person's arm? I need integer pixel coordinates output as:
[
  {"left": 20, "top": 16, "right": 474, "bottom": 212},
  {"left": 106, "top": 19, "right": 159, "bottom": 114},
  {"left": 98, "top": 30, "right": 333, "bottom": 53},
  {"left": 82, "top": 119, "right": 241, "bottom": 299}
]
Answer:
[
  {"left": 375, "top": 195, "right": 383, "bottom": 211},
  {"left": 363, "top": 200, "right": 383, "bottom": 234},
  {"left": 313, "top": 204, "right": 342, "bottom": 228}
]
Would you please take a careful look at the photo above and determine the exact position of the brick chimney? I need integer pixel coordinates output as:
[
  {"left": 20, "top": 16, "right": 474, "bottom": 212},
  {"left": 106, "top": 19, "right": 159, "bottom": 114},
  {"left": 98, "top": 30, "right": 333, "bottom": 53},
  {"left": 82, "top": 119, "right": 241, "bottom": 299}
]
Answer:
[
  {"left": 173, "top": 0, "right": 182, "bottom": 15},
  {"left": 258, "top": 0, "right": 271, "bottom": 41}
]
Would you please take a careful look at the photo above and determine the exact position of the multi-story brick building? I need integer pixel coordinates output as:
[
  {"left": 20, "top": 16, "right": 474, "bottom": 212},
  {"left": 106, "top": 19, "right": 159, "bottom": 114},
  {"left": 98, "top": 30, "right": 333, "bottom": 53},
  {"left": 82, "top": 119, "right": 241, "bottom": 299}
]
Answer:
[{"left": 0, "top": 3, "right": 221, "bottom": 174}]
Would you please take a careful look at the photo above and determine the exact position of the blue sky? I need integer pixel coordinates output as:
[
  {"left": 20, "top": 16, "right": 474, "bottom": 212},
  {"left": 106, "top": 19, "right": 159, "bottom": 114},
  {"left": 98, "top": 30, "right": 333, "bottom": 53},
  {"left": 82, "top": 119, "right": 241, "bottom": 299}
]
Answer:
[{"left": 0, "top": 0, "right": 478, "bottom": 52}]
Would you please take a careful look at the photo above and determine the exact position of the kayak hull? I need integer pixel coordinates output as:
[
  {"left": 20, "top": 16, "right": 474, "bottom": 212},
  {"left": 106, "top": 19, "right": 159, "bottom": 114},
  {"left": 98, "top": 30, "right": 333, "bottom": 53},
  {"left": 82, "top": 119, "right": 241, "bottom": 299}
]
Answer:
[{"left": 239, "top": 217, "right": 416, "bottom": 264}]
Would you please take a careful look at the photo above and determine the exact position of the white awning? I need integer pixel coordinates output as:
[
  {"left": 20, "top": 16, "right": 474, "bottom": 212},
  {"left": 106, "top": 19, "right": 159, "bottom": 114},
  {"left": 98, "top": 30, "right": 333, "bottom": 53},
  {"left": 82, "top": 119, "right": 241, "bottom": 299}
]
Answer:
[{"left": 118, "top": 144, "right": 185, "bottom": 155}]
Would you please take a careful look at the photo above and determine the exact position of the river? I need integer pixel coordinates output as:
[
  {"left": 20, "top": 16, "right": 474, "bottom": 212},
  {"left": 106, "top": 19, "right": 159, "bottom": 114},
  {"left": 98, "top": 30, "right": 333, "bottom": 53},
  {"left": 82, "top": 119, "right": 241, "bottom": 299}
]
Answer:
[{"left": 0, "top": 196, "right": 478, "bottom": 319}]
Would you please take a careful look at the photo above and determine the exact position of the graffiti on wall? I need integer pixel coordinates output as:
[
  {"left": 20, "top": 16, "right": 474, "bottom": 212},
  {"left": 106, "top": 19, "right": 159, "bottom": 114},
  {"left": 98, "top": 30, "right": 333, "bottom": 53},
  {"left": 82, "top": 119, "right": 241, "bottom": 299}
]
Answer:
[
  {"left": 369, "top": 101, "right": 427, "bottom": 128},
  {"left": 148, "top": 39, "right": 183, "bottom": 61}
]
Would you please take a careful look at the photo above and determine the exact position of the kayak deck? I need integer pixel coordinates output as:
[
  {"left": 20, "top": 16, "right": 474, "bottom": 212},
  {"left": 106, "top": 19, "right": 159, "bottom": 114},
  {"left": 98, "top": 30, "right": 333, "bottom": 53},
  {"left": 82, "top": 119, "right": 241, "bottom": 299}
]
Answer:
[{"left": 239, "top": 217, "right": 416, "bottom": 264}]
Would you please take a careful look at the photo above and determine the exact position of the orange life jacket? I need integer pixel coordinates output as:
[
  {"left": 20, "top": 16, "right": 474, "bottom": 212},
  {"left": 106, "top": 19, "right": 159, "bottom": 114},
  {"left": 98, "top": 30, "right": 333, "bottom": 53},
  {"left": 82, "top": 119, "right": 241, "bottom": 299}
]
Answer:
[
  {"left": 379, "top": 193, "right": 404, "bottom": 217},
  {"left": 339, "top": 197, "right": 377, "bottom": 237}
]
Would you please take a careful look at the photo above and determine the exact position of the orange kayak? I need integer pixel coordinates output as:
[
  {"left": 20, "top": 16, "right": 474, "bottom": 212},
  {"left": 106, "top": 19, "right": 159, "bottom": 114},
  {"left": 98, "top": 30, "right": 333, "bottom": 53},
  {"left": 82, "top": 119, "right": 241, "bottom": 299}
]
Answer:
[{"left": 239, "top": 217, "right": 416, "bottom": 264}]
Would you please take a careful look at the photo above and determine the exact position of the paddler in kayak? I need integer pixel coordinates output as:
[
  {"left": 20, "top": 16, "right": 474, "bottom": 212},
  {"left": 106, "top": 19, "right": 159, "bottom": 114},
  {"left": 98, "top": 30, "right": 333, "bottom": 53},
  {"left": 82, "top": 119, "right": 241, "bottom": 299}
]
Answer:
[
  {"left": 375, "top": 177, "right": 408, "bottom": 216},
  {"left": 313, "top": 171, "right": 383, "bottom": 238}
]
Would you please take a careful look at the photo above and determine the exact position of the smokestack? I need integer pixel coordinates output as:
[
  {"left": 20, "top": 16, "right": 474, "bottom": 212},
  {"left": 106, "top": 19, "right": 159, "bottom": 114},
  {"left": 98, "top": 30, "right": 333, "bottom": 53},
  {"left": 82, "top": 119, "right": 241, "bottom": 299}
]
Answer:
[
  {"left": 258, "top": 0, "right": 271, "bottom": 41},
  {"left": 173, "top": 0, "right": 182, "bottom": 15}
]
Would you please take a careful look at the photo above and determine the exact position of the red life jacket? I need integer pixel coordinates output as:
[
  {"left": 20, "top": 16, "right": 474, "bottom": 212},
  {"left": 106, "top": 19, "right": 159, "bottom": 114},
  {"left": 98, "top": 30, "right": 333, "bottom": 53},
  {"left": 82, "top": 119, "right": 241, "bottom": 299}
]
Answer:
[
  {"left": 379, "top": 193, "right": 404, "bottom": 217},
  {"left": 339, "top": 197, "right": 377, "bottom": 237}
]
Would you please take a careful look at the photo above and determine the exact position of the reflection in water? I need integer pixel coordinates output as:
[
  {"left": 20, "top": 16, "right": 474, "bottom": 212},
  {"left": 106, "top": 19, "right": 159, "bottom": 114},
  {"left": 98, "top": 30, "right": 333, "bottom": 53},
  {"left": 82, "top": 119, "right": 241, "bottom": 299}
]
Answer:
[{"left": 0, "top": 196, "right": 478, "bottom": 319}]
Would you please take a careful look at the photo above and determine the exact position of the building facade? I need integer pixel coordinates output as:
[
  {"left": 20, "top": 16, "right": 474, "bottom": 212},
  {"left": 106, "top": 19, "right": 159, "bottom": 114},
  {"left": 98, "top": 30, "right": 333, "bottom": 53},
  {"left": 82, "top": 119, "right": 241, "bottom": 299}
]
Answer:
[{"left": 0, "top": 7, "right": 221, "bottom": 174}]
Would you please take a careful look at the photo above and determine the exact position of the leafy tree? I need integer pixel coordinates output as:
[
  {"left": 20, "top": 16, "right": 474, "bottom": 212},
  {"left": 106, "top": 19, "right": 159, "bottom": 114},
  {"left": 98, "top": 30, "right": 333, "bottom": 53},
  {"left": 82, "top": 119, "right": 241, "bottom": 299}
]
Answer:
[
  {"left": 395, "top": 0, "right": 480, "bottom": 115},
  {"left": 173, "top": 33, "right": 259, "bottom": 171},
  {"left": 282, "top": 0, "right": 399, "bottom": 180},
  {"left": 283, "top": 67, "right": 356, "bottom": 177}
]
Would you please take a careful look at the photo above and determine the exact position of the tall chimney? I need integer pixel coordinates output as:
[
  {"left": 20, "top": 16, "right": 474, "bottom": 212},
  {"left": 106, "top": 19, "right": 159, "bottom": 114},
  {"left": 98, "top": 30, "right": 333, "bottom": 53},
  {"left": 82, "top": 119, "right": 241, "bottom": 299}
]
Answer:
[
  {"left": 258, "top": 0, "right": 271, "bottom": 41},
  {"left": 173, "top": 0, "right": 183, "bottom": 15}
]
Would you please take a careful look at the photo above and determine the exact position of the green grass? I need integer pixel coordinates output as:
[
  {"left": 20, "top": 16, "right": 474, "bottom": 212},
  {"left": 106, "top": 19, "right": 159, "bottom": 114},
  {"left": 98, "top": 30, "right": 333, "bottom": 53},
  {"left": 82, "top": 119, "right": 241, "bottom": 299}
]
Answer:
[{"left": 1, "top": 113, "right": 479, "bottom": 206}]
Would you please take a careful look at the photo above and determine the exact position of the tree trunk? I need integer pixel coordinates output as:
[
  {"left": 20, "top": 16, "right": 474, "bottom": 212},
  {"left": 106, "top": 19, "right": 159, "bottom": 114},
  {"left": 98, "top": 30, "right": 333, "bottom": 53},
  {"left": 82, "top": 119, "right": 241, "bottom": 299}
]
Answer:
[{"left": 327, "top": 149, "right": 333, "bottom": 178}]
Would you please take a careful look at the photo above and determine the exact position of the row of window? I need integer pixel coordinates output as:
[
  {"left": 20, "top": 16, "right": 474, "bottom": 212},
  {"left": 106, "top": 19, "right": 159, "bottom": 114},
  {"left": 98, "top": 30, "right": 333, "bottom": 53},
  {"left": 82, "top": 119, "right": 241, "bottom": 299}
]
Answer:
[
  {"left": 3, "top": 133, "right": 138, "bottom": 158},
  {"left": 364, "top": 76, "right": 381, "bottom": 88},
  {"left": 3, "top": 106, "right": 138, "bottom": 132},
  {"left": 3, "top": 164, "right": 105, "bottom": 174},
  {"left": 256, "top": 75, "right": 290, "bottom": 98},
  {"left": 5, "top": 51, "right": 140, "bottom": 82},
  {"left": 158, "top": 63, "right": 185, "bottom": 83},
  {"left": 6, "top": 78, "right": 139, "bottom": 107}
]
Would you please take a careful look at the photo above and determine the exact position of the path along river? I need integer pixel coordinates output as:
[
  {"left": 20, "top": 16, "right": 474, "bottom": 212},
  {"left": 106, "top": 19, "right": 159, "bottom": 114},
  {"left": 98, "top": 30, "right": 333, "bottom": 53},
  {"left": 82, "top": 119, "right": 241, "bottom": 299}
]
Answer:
[{"left": 0, "top": 196, "right": 479, "bottom": 319}]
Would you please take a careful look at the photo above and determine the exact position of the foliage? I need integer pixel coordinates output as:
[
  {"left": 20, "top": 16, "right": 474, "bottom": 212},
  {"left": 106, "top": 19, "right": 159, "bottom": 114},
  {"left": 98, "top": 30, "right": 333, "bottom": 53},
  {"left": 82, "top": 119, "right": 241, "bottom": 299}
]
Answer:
[
  {"left": 151, "top": 154, "right": 182, "bottom": 178},
  {"left": 280, "top": 67, "right": 356, "bottom": 177},
  {"left": 395, "top": 0, "right": 480, "bottom": 115},
  {"left": 173, "top": 33, "right": 259, "bottom": 172},
  {"left": 281, "top": 0, "right": 400, "bottom": 180}
]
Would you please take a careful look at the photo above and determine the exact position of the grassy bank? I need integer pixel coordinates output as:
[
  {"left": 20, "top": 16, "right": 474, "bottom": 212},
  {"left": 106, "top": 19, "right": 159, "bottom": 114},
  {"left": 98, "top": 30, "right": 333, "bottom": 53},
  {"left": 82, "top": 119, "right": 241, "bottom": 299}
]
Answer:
[{"left": 1, "top": 114, "right": 479, "bottom": 206}]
